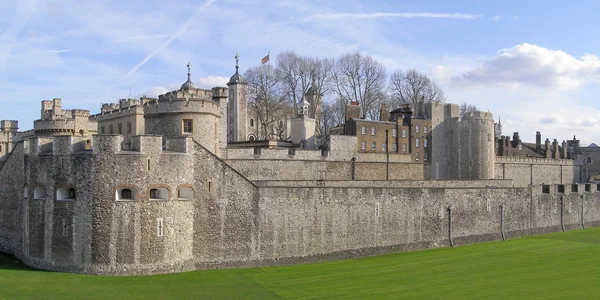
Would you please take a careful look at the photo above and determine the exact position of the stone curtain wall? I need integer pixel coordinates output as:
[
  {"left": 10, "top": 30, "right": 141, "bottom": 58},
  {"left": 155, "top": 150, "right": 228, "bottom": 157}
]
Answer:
[
  {"left": 0, "top": 142, "right": 25, "bottom": 255},
  {"left": 225, "top": 159, "right": 427, "bottom": 181},
  {"left": 495, "top": 157, "right": 581, "bottom": 187},
  {"left": 256, "top": 184, "right": 600, "bottom": 262}
]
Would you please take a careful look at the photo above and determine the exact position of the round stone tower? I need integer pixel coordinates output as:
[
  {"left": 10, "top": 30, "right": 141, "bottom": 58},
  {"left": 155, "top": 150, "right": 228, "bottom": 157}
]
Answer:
[
  {"left": 459, "top": 111, "right": 495, "bottom": 179},
  {"left": 144, "top": 63, "right": 224, "bottom": 154}
]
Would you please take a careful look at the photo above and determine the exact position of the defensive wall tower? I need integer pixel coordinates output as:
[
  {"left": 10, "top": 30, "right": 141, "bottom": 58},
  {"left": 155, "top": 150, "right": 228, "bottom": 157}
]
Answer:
[
  {"left": 427, "top": 102, "right": 494, "bottom": 180},
  {"left": 144, "top": 63, "right": 227, "bottom": 155},
  {"left": 35, "top": 98, "right": 96, "bottom": 137},
  {"left": 457, "top": 110, "right": 495, "bottom": 179}
]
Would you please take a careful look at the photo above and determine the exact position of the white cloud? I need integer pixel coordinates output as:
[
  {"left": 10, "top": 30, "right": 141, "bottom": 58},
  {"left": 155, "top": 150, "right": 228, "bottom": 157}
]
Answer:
[
  {"left": 312, "top": 12, "right": 481, "bottom": 20},
  {"left": 540, "top": 115, "right": 563, "bottom": 125},
  {"left": 197, "top": 76, "right": 229, "bottom": 88},
  {"left": 453, "top": 43, "right": 600, "bottom": 90}
]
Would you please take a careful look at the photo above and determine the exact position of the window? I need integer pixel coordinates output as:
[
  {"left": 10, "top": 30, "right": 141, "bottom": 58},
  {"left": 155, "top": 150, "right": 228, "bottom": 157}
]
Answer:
[
  {"left": 424, "top": 139, "right": 428, "bottom": 148},
  {"left": 382, "top": 143, "right": 387, "bottom": 151},
  {"left": 116, "top": 187, "right": 138, "bottom": 201},
  {"left": 542, "top": 185, "right": 550, "bottom": 194},
  {"left": 250, "top": 119, "right": 254, "bottom": 127},
  {"left": 248, "top": 135, "right": 255, "bottom": 141},
  {"left": 101, "top": 126, "right": 105, "bottom": 134},
  {"left": 424, "top": 153, "right": 428, "bottom": 161},
  {"left": 392, "top": 129, "right": 397, "bottom": 137},
  {"left": 361, "top": 126, "right": 366, "bottom": 135},
  {"left": 587, "top": 156, "right": 592, "bottom": 164},
  {"left": 62, "top": 219, "right": 68, "bottom": 237},
  {"left": 109, "top": 125, "right": 113, "bottom": 134},
  {"left": 117, "top": 123, "right": 123, "bottom": 135},
  {"left": 416, "top": 138, "right": 420, "bottom": 148},
  {"left": 402, "top": 129, "right": 407, "bottom": 138},
  {"left": 0, "top": 145, "right": 2, "bottom": 153},
  {"left": 392, "top": 143, "right": 398, "bottom": 152},
  {"left": 23, "top": 186, "right": 28, "bottom": 199},
  {"left": 57, "top": 187, "right": 76, "bottom": 200},
  {"left": 361, "top": 141, "right": 366, "bottom": 150},
  {"left": 371, "top": 127, "right": 376, "bottom": 135},
  {"left": 121, "top": 189, "right": 132, "bottom": 199},
  {"left": 558, "top": 185, "right": 565, "bottom": 193},
  {"left": 416, "top": 125, "right": 420, "bottom": 133},
  {"left": 149, "top": 187, "right": 169, "bottom": 200},
  {"left": 572, "top": 184, "right": 578, "bottom": 192},
  {"left": 402, "top": 143, "right": 407, "bottom": 152},
  {"left": 371, "top": 141, "right": 376, "bottom": 151},
  {"left": 183, "top": 119, "right": 193, "bottom": 133},
  {"left": 178, "top": 186, "right": 193, "bottom": 200},
  {"left": 34, "top": 186, "right": 47, "bottom": 200},
  {"left": 157, "top": 218, "right": 164, "bottom": 237},
  {"left": 127, "top": 121, "right": 132, "bottom": 134},
  {"left": 416, "top": 152, "right": 420, "bottom": 161},
  {"left": 424, "top": 126, "right": 428, "bottom": 133}
]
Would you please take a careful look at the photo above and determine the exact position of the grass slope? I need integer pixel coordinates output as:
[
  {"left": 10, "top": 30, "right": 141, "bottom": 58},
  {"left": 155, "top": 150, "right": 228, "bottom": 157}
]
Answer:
[{"left": 1, "top": 228, "right": 599, "bottom": 299}]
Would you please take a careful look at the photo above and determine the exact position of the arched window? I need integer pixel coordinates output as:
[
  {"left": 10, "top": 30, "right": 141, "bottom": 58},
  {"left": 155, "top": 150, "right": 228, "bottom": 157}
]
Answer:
[
  {"left": 178, "top": 186, "right": 193, "bottom": 200},
  {"left": 250, "top": 119, "right": 254, "bottom": 127},
  {"left": 116, "top": 187, "right": 138, "bottom": 201},
  {"left": 149, "top": 187, "right": 169, "bottom": 201},
  {"left": 23, "top": 186, "right": 28, "bottom": 199},
  {"left": 248, "top": 134, "right": 256, "bottom": 141},
  {"left": 34, "top": 186, "right": 47, "bottom": 200},
  {"left": 57, "top": 187, "right": 76, "bottom": 201}
]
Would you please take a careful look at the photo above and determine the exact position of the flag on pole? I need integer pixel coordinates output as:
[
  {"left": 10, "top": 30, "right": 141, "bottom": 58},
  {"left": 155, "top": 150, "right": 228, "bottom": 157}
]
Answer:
[{"left": 261, "top": 53, "right": 270, "bottom": 64}]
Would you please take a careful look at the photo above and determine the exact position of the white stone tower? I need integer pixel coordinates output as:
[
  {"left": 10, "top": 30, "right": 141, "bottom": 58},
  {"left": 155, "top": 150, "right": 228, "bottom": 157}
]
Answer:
[
  {"left": 290, "top": 99, "right": 316, "bottom": 149},
  {"left": 227, "top": 53, "right": 248, "bottom": 142}
]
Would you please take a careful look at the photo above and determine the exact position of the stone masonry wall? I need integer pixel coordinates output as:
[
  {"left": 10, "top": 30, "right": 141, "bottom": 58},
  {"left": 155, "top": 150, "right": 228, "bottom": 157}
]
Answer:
[
  {"left": 0, "top": 142, "right": 25, "bottom": 255},
  {"left": 495, "top": 157, "right": 581, "bottom": 187},
  {"left": 256, "top": 183, "right": 600, "bottom": 263}
]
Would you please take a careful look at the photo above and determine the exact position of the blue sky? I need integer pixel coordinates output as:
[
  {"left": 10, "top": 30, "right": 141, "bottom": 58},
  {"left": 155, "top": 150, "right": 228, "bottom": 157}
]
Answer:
[{"left": 2, "top": 0, "right": 600, "bottom": 145}]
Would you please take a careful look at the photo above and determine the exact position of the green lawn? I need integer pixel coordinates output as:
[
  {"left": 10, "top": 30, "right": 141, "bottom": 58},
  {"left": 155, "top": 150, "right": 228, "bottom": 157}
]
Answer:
[{"left": 1, "top": 228, "right": 599, "bottom": 299}]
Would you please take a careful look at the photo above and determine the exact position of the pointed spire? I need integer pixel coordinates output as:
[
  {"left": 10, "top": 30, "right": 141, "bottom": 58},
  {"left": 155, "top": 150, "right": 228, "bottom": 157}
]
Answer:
[{"left": 235, "top": 53, "right": 239, "bottom": 72}]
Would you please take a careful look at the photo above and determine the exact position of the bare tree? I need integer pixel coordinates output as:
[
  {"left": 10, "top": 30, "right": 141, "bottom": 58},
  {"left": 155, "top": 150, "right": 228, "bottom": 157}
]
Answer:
[
  {"left": 389, "top": 69, "right": 445, "bottom": 117},
  {"left": 459, "top": 102, "right": 478, "bottom": 120},
  {"left": 332, "top": 52, "right": 387, "bottom": 119},
  {"left": 244, "top": 64, "right": 291, "bottom": 140},
  {"left": 276, "top": 52, "right": 310, "bottom": 116},
  {"left": 307, "top": 57, "right": 333, "bottom": 135},
  {"left": 320, "top": 99, "right": 345, "bottom": 135}
]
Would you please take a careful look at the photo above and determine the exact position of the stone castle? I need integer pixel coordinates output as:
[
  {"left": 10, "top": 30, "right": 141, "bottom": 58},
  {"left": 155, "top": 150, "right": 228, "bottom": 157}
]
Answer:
[{"left": 0, "top": 58, "right": 599, "bottom": 276}]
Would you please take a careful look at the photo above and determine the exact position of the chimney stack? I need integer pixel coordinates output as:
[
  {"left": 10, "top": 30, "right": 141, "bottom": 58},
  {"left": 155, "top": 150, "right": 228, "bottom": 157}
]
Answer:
[{"left": 536, "top": 131, "right": 541, "bottom": 154}]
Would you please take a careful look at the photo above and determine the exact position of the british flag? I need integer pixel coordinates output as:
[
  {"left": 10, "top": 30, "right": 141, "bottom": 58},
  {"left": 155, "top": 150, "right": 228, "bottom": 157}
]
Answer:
[{"left": 261, "top": 53, "right": 270, "bottom": 64}]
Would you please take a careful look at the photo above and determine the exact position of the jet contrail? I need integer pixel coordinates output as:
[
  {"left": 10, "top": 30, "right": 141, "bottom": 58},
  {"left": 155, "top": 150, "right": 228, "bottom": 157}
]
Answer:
[{"left": 118, "top": 0, "right": 216, "bottom": 83}]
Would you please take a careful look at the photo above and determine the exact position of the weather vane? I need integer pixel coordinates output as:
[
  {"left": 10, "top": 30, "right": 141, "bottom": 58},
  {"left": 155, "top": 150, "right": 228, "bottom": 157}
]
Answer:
[
  {"left": 187, "top": 62, "right": 191, "bottom": 75},
  {"left": 235, "top": 53, "right": 239, "bottom": 68}
]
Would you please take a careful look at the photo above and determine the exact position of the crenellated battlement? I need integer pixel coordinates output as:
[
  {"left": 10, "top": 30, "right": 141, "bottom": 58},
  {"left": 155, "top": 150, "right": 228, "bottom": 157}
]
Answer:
[
  {"left": 26, "top": 134, "right": 191, "bottom": 156},
  {"left": 144, "top": 97, "right": 221, "bottom": 117},
  {"left": 157, "top": 88, "right": 213, "bottom": 101},
  {"left": 461, "top": 110, "right": 493, "bottom": 121}
]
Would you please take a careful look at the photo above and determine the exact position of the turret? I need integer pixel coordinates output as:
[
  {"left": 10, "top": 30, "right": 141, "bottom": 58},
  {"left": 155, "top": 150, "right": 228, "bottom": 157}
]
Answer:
[{"left": 227, "top": 53, "right": 248, "bottom": 143}]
